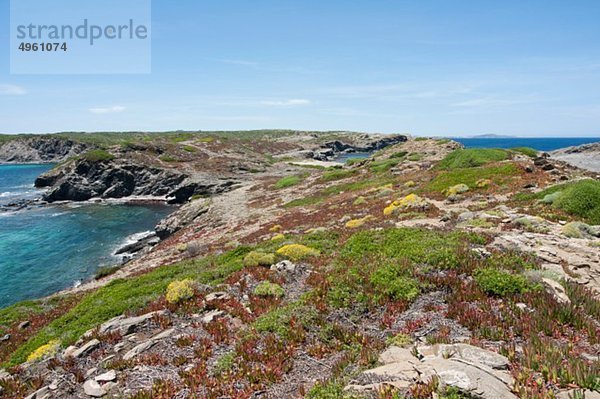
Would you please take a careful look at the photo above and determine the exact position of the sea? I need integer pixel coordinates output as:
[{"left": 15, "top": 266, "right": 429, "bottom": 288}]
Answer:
[
  {"left": 454, "top": 137, "right": 600, "bottom": 151},
  {"left": 0, "top": 164, "right": 173, "bottom": 308}
]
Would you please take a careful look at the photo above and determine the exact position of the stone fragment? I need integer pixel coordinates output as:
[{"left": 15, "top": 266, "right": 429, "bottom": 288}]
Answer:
[
  {"left": 67, "top": 339, "right": 100, "bottom": 358},
  {"left": 95, "top": 370, "right": 117, "bottom": 382},
  {"left": 83, "top": 379, "right": 106, "bottom": 397}
]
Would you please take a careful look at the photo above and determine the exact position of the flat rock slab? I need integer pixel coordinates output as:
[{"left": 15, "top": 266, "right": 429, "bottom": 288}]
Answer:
[
  {"left": 96, "top": 310, "right": 168, "bottom": 336},
  {"left": 418, "top": 343, "right": 510, "bottom": 370},
  {"left": 83, "top": 379, "right": 105, "bottom": 397}
]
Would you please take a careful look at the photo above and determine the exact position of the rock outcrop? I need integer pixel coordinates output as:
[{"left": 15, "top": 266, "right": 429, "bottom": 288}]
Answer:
[
  {"left": 0, "top": 138, "right": 88, "bottom": 164},
  {"left": 550, "top": 142, "right": 600, "bottom": 173},
  {"left": 312, "top": 134, "right": 408, "bottom": 160},
  {"left": 35, "top": 158, "right": 238, "bottom": 204}
]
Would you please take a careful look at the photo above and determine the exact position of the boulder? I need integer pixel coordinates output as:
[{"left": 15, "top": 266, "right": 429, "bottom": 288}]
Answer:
[
  {"left": 83, "top": 379, "right": 105, "bottom": 397},
  {"left": 123, "top": 328, "right": 174, "bottom": 360}
]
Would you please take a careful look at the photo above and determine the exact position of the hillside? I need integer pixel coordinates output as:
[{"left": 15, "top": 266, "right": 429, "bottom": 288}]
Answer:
[{"left": 0, "top": 135, "right": 599, "bottom": 399}]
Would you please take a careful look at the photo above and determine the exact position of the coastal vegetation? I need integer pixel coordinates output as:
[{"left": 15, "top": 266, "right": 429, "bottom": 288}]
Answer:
[{"left": 0, "top": 134, "right": 599, "bottom": 399}]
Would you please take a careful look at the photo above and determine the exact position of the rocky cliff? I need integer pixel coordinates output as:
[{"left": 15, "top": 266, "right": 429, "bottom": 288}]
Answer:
[
  {"left": 0, "top": 138, "right": 89, "bottom": 164},
  {"left": 35, "top": 158, "right": 238, "bottom": 204}
]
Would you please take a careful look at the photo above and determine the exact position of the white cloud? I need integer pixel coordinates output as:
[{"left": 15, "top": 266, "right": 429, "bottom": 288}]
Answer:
[
  {"left": 0, "top": 84, "right": 27, "bottom": 95},
  {"left": 89, "top": 105, "right": 126, "bottom": 114},
  {"left": 259, "top": 99, "right": 311, "bottom": 107}
]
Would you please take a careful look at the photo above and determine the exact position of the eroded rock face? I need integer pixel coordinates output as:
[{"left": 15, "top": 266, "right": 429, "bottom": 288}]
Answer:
[
  {"left": 0, "top": 138, "right": 89, "bottom": 164},
  {"left": 35, "top": 158, "right": 239, "bottom": 204},
  {"left": 313, "top": 134, "right": 408, "bottom": 160},
  {"left": 155, "top": 198, "right": 210, "bottom": 238}
]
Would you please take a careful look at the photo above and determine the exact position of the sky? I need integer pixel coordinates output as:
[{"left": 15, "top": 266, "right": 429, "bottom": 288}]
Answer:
[{"left": 1, "top": 0, "right": 600, "bottom": 137}]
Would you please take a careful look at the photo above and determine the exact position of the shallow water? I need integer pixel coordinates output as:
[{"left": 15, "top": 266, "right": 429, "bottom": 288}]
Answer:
[{"left": 0, "top": 164, "right": 173, "bottom": 308}]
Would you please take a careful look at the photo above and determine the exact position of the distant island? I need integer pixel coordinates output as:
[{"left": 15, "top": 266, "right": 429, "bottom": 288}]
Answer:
[{"left": 468, "top": 134, "right": 517, "bottom": 138}]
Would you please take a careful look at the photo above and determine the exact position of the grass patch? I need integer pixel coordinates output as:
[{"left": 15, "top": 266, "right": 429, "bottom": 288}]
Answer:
[
  {"left": 159, "top": 155, "right": 181, "bottom": 162},
  {"left": 182, "top": 145, "right": 197, "bottom": 152},
  {"left": 369, "top": 158, "right": 399, "bottom": 173},
  {"left": 438, "top": 148, "right": 509, "bottom": 170},
  {"left": 511, "top": 147, "right": 537, "bottom": 158},
  {"left": 341, "top": 227, "right": 485, "bottom": 269},
  {"left": 320, "top": 169, "right": 356, "bottom": 182},
  {"left": 424, "top": 164, "right": 520, "bottom": 194},
  {"left": 80, "top": 149, "right": 115, "bottom": 162},
  {"left": 274, "top": 174, "right": 305, "bottom": 189},
  {"left": 5, "top": 247, "right": 252, "bottom": 366}
]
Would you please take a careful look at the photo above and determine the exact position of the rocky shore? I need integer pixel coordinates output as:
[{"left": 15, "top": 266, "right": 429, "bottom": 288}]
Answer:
[{"left": 550, "top": 141, "right": 600, "bottom": 173}]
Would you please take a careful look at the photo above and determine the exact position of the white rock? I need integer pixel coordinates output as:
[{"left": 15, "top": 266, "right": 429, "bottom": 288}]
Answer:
[
  {"left": 83, "top": 379, "right": 106, "bottom": 397},
  {"left": 95, "top": 370, "right": 117, "bottom": 382}
]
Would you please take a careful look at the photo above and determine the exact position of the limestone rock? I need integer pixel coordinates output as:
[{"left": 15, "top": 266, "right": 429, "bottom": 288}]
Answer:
[
  {"left": 123, "top": 328, "right": 174, "bottom": 360},
  {"left": 95, "top": 370, "right": 117, "bottom": 382},
  {"left": 83, "top": 379, "right": 106, "bottom": 397},
  {"left": 66, "top": 339, "right": 100, "bottom": 358},
  {"left": 95, "top": 310, "right": 167, "bottom": 336},
  {"left": 418, "top": 344, "right": 510, "bottom": 370}
]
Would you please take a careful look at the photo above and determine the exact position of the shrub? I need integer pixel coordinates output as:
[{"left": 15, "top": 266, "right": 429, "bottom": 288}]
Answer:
[
  {"left": 408, "top": 152, "right": 423, "bottom": 161},
  {"left": 404, "top": 180, "right": 416, "bottom": 188},
  {"left": 353, "top": 196, "right": 367, "bottom": 206},
  {"left": 475, "top": 179, "right": 492, "bottom": 188},
  {"left": 269, "top": 225, "right": 282, "bottom": 232},
  {"left": 387, "top": 333, "right": 413, "bottom": 347},
  {"left": 345, "top": 215, "right": 373, "bottom": 228},
  {"left": 390, "top": 151, "right": 408, "bottom": 159},
  {"left": 274, "top": 175, "right": 305, "bottom": 189},
  {"left": 370, "top": 158, "right": 399, "bottom": 173},
  {"left": 159, "top": 155, "right": 180, "bottom": 162},
  {"left": 551, "top": 180, "right": 600, "bottom": 225},
  {"left": 243, "top": 251, "right": 275, "bottom": 267},
  {"left": 165, "top": 279, "right": 195, "bottom": 304},
  {"left": 438, "top": 148, "right": 508, "bottom": 170},
  {"left": 562, "top": 222, "right": 598, "bottom": 239},
  {"left": 27, "top": 339, "right": 60, "bottom": 363},
  {"left": 474, "top": 268, "right": 530, "bottom": 296},
  {"left": 370, "top": 264, "right": 420, "bottom": 302},
  {"left": 254, "top": 281, "right": 285, "bottom": 298},
  {"left": 271, "top": 233, "right": 285, "bottom": 241},
  {"left": 320, "top": 169, "right": 356, "bottom": 182},
  {"left": 95, "top": 265, "right": 121, "bottom": 280},
  {"left": 443, "top": 183, "right": 469, "bottom": 197},
  {"left": 81, "top": 149, "right": 115, "bottom": 162},
  {"left": 383, "top": 194, "right": 428, "bottom": 216},
  {"left": 276, "top": 244, "right": 320, "bottom": 261},
  {"left": 182, "top": 145, "right": 197, "bottom": 152}
]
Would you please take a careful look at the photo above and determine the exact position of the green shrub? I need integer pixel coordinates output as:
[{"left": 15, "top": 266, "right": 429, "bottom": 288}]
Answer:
[
  {"left": 438, "top": 148, "right": 508, "bottom": 170},
  {"left": 320, "top": 169, "right": 356, "bottom": 182},
  {"left": 254, "top": 281, "right": 285, "bottom": 298},
  {"left": 390, "top": 151, "right": 408, "bottom": 159},
  {"left": 370, "top": 159, "right": 399, "bottom": 173},
  {"left": 369, "top": 264, "right": 420, "bottom": 302},
  {"left": 243, "top": 251, "right": 275, "bottom": 267},
  {"left": 425, "top": 164, "right": 520, "bottom": 194},
  {"left": 276, "top": 244, "right": 320, "bottom": 261},
  {"left": 159, "top": 155, "right": 180, "bottom": 162},
  {"left": 182, "top": 145, "right": 197, "bottom": 152},
  {"left": 407, "top": 152, "right": 424, "bottom": 161},
  {"left": 526, "top": 180, "right": 600, "bottom": 224},
  {"left": 81, "top": 149, "right": 115, "bottom": 162},
  {"left": 474, "top": 268, "right": 530, "bottom": 296},
  {"left": 274, "top": 175, "right": 304, "bottom": 189},
  {"left": 95, "top": 265, "right": 121, "bottom": 280}
]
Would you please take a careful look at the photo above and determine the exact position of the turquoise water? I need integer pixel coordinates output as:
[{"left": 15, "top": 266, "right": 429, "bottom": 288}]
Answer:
[
  {"left": 455, "top": 137, "right": 600, "bottom": 151},
  {"left": 0, "top": 164, "right": 173, "bottom": 308}
]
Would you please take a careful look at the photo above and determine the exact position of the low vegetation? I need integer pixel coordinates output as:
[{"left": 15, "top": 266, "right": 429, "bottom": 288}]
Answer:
[{"left": 438, "top": 148, "right": 509, "bottom": 169}]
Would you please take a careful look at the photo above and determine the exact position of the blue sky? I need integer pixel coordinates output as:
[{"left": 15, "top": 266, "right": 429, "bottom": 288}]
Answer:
[{"left": 1, "top": 0, "right": 600, "bottom": 136}]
